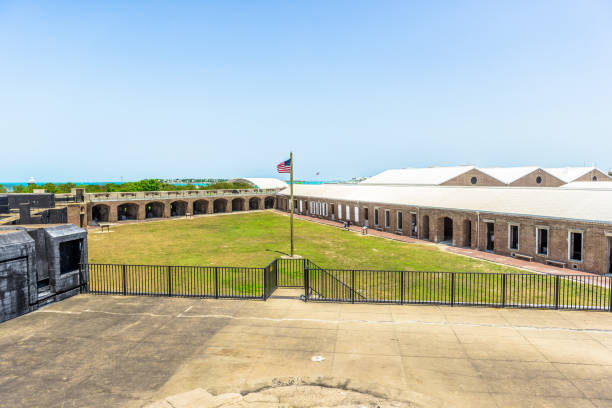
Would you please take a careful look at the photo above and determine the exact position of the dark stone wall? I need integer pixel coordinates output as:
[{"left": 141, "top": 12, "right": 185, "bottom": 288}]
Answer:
[
  {"left": 7, "top": 194, "right": 55, "bottom": 209},
  {"left": 0, "top": 224, "right": 88, "bottom": 323},
  {"left": 0, "top": 231, "right": 36, "bottom": 323},
  {"left": 0, "top": 195, "right": 8, "bottom": 214}
]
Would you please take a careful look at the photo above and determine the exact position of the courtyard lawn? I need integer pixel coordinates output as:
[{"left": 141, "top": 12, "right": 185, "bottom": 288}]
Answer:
[
  {"left": 88, "top": 211, "right": 523, "bottom": 273},
  {"left": 87, "top": 212, "right": 609, "bottom": 307}
]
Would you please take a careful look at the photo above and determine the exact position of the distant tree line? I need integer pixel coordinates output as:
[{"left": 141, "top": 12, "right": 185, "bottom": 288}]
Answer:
[{"left": 3, "top": 179, "right": 254, "bottom": 194}]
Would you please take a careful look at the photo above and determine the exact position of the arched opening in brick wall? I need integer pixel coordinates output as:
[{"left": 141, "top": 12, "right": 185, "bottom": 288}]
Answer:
[
  {"left": 249, "top": 198, "right": 260, "bottom": 210},
  {"left": 91, "top": 204, "right": 110, "bottom": 224},
  {"left": 193, "top": 200, "right": 209, "bottom": 215},
  {"left": 117, "top": 203, "right": 138, "bottom": 221},
  {"left": 145, "top": 202, "right": 164, "bottom": 219},
  {"left": 442, "top": 217, "right": 453, "bottom": 243},
  {"left": 170, "top": 200, "right": 188, "bottom": 217},
  {"left": 421, "top": 215, "right": 430, "bottom": 240},
  {"left": 264, "top": 197, "right": 275, "bottom": 209},
  {"left": 463, "top": 219, "right": 472, "bottom": 248},
  {"left": 213, "top": 199, "right": 227, "bottom": 213},
  {"left": 232, "top": 198, "right": 245, "bottom": 212}
]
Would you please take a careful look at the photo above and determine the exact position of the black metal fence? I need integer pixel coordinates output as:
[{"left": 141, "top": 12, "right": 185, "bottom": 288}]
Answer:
[
  {"left": 305, "top": 265, "right": 612, "bottom": 311},
  {"left": 83, "top": 258, "right": 612, "bottom": 311},
  {"left": 85, "top": 263, "right": 266, "bottom": 299},
  {"left": 276, "top": 258, "right": 305, "bottom": 287}
]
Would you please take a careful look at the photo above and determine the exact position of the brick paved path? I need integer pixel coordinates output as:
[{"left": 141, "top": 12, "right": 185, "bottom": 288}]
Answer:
[{"left": 273, "top": 210, "right": 601, "bottom": 278}]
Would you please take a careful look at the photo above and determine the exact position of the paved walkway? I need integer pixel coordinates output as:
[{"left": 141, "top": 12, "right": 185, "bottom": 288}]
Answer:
[
  {"left": 2, "top": 294, "right": 612, "bottom": 407},
  {"left": 273, "top": 210, "right": 600, "bottom": 278}
]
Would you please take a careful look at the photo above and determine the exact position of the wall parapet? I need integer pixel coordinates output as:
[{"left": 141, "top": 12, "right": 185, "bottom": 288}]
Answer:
[{"left": 85, "top": 188, "right": 281, "bottom": 203}]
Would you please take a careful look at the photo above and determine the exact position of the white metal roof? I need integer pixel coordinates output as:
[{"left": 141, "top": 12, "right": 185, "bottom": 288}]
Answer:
[
  {"left": 478, "top": 166, "right": 540, "bottom": 184},
  {"left": 361, "top": 166, "right": 475, "bottom": 185},
  {"left": 234, "top": 178, "right": 287, "bottom": 189},
  {"left": 279, "top": 184, "right": 612, "bottom": 224},
  {"left": 544, "top": 167, "right": 597, "bottom": 183},
  {"left": 560, "top": 182, "right": 612, "bottom": 190}
]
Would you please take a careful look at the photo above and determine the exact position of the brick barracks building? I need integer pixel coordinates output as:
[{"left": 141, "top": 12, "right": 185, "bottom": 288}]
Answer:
[{"left": 277, "top": 167, "right": 612, "bottom": 275}]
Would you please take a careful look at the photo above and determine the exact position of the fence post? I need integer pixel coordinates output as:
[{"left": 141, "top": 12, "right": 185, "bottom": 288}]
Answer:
[
  {"left": 303, "top": 261, "right": 309, "bottom": 301},
  {"left": 263, "top": 265, "right": 268, "bottom": 300},
  {"left": 502, "top": 274, "right": 506, "bottom": 308},
  {"left": 122, "top": 265, "right": 127, "bottom": 296},
  {"left": 399, "top": 271, "right": 404, "bottom": 305},
  {"left": 351, "top": 270, "right": 355, "bottom": 304},
  {"left": 609, "top": 276, "right": 612, "bottom": 312},
  {"left": 450, "top": 273, "right": 455, "bottom": 307},
  {"left": 168, "top": 266, "right": 172, "bottom": 297},
  {"left": 555, "top": 275, "right": 560, "bottom": 310},
  {"left": 215, "top": 267, "right": 219, "bottom": 299},
  {"left": 274, "top": 259, "right": 278, "bottom": 286}
]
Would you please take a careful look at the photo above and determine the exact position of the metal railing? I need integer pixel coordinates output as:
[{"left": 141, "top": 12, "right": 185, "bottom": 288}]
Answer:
[
  {"left": 304, "top": 268, "right": 612, "bottom": 310},
  {"left": 85, "top": 188, "right": 280, "bottom": 203},
  {"left": 84, "top": 263, "right": 265, "bottom": 299},
  {"left": 82, "top": 258, "right": 612, "bottom": 311}
]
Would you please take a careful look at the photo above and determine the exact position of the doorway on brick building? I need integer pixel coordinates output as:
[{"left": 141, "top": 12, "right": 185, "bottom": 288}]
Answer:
[
  {"left": 463, "top": 220, "right": 472, "bottom": 248},
  {"left": 486, "top": 222, "right": 495, "bottom": 251},
  {"left": 442, "top": 217, "right": 453, "bottom": 243}
]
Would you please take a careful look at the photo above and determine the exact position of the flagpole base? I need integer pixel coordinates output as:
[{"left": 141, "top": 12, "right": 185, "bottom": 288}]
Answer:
[{"left": 281, "top": 254, "right": 303, "bottom": 259}]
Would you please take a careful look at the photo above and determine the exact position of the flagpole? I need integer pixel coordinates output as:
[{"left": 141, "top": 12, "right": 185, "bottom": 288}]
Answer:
[{"left": 290, "top": 151, "right": 294, "bottom": 257}]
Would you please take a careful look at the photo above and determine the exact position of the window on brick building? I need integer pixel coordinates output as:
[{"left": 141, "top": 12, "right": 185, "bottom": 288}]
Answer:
[
  {"left": 374, "top": 208, "right": 379, "bottom": 226},
  {"left": 536, "top": 176, "right": 542, "bottom": 184},
  {"left": 364, "top": 208, "right": 369, "bottom": 221},
  {"left": 397, "top": 211, "right": 403, "bottom": 230},
  {"left": 385, "top": 210, "right": 390, "bottom": 228},
  {"left": 569, "top": 231, "right": 583, "bottom": 262},
  {"left": 509, "top": 224, "right": 519, "bottom": 250},
  {"left": 471, "top": 177, "right": 477, "bottom": 185},
  {"left": 537, "top": 227, "right": 549, "bottom": 255}
]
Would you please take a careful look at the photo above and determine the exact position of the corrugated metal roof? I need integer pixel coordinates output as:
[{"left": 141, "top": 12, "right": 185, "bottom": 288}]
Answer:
[
  {"left": 361, "top": 166, "right": 475, "bottom": 185},
  {"left": 478, "top": 167, "right": 540, "bottom": 184},
  {"left": 279, "top": 184, "right": 612, "bottom": 223}
]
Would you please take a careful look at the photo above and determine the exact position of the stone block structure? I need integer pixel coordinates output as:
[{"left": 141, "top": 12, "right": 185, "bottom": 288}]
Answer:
[{"left": 0, "top": 224, "right": 88, "bottom": 323}]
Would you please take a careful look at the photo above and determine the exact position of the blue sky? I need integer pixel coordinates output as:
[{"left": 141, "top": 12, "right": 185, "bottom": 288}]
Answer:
[{"left": 1, "top": 1, "right": 611, "bottom": 182}]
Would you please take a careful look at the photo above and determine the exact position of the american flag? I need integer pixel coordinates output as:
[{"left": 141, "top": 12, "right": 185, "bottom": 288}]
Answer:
[{"left": 277, "top": 159, "right": 291, "bottom": 173}]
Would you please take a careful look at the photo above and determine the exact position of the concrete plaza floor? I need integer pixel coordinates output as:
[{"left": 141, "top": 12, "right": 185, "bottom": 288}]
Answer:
[{"left": 2, "top": 292, "right": 612, "bottom": 407}]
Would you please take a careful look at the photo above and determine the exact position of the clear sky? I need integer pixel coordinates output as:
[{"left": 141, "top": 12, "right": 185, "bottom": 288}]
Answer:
[{"left": 1, "top": 1, "right": 611, "bottom": 182}]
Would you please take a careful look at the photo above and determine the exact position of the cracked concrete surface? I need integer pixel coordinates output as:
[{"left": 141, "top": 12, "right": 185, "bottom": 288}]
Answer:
[{"left": 2, "top": 290, "right": 612, "bottom": 407}]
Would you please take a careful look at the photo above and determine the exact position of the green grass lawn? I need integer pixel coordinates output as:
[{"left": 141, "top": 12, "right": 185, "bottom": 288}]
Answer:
[
  {"left": 86, "top": 211, "right": 609, "bottom": 307},
  {"left": 89, "top": 211, "right": 524, "bottom": 273}
]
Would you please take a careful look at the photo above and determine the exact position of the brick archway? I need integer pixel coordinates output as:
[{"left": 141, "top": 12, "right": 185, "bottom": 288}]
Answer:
[
  {"left": 248, "top": 197, "right": 260, "bottom": 210},
  {"left": 145, "top": 202, "right": 164, "bottom": 218},
  {"left": 170, "top": 200, "right": 188, "bottom": 217},
  {"left": 264, "top": 196, "right": 275, "bottom": 209},
  {"left": 232, "top": 198, "right": 245, "bottom": 212},
  {"left": 193, "top": 200, "right": 209, "bottom": 215},
  {"left": 117, "top": 203, "right": 138, "bottom": 221},
  {"left": 91, "top": 204, "right": 110, "bottom": 223},
  {"left": 213, "top": 199, "right": 227, "bottom": 213}
]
